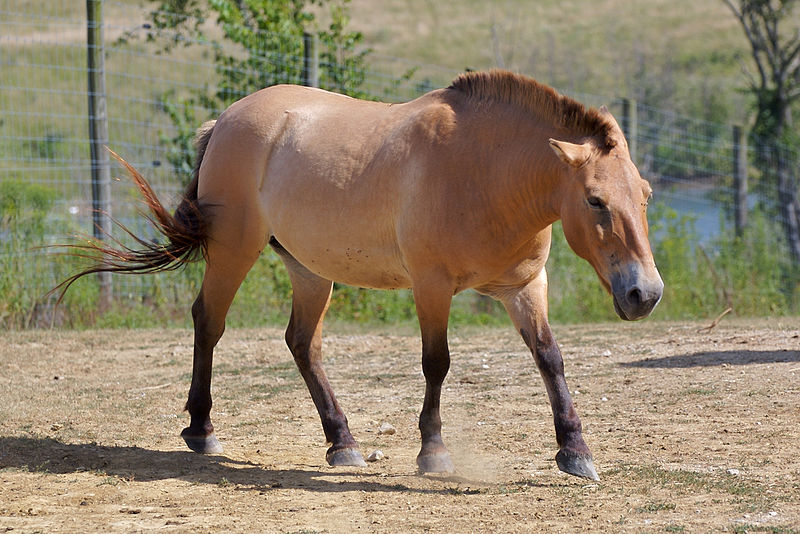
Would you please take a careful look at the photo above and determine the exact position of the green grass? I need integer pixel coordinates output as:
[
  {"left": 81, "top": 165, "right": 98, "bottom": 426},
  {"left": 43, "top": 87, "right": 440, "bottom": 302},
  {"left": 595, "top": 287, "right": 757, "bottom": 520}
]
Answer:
[
  {"left": 635, "top": 501, "right": 677, "bottom": 513},
  {"left": 605, "top": 463, "right": 787, "bottom": 516}
]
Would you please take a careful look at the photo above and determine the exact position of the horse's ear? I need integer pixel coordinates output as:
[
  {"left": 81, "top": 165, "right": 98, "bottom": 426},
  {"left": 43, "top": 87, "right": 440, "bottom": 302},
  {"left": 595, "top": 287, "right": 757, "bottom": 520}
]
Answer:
[{"left": 549, "top": 139, "right": 592, "bottom": 168}]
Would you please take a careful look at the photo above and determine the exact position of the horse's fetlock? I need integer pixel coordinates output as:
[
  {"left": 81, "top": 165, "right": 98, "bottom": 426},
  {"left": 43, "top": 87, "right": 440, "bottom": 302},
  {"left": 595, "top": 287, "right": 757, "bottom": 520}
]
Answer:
[{"left": 418, "top": 412, "right": 442, "bottom": 433}]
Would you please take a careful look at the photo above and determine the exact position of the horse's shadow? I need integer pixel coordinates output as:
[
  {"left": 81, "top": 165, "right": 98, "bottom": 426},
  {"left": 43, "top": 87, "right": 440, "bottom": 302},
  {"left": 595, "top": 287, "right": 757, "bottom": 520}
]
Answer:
[
  {"left": 0, "top": 436, "right": 468, "bottom": 494},
  {"left": 619, "top": 349, "right": 800, "bottom": 368}
]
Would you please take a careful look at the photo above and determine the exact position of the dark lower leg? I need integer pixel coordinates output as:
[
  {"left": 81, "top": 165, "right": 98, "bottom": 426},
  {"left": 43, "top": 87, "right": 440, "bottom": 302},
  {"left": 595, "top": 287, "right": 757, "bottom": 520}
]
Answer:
[
  {"left": 500, "top": 274, "right": 598, "bottom": 479},
  {"left": 182, "top": 294, "right": 225, "bottom": 453},
  {"left": 419, "top": 344, "right": 449, "bottom": 453},
  {"left": 288, "top": 317, "right": 359, "bottom": 454},
  {"left": 296, "top": 365, "right": 360, "bottom": 462},
  {"left": 412, "top": 282, "right": 454, "bottom": 473},
  {"left": 524, "top": 325, "right": 589, "bottom": 454},
  {"left": 281, "top": 264, "right": 364, "bottom": 466},
  {"left": 416, "top": 330, "right": 453, "bottom": 472},
  {"left": 522, "top": 324, "right": 598, "bottom": 479}
]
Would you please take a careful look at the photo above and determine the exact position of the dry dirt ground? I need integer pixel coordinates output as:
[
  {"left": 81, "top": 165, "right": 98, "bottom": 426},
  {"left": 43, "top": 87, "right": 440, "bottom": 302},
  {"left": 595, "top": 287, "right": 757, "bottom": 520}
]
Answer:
[{"left": 1, "top": 319, "right": 799, "bottom": 533}]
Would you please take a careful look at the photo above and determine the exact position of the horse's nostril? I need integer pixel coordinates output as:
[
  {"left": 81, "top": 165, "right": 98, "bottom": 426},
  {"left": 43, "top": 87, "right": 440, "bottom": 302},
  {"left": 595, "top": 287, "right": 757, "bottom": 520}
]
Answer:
[{"left": 626, "top": 287, "right": 642, "bottom": 307}]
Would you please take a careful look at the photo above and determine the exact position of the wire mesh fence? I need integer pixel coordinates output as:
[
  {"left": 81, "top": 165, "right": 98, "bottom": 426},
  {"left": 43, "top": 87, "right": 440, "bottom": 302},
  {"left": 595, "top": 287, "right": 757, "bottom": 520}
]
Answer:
[{"left": 1, "top": 0, "right": 797, "bottom": 324}]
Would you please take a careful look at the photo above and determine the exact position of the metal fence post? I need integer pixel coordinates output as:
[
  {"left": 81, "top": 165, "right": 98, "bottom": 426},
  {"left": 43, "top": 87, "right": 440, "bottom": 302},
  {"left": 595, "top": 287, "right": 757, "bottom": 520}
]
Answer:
[
  {"left": 621, "top": 98, "right": 638, "bottom": 163},
  {"left": 87, "top": 0, "right": 113, "bottom": 308},
  {"left": 732, "top": 125, "right": 748, "bottom": 236},
  {"left": 302, "top": 32, "right": 319, "bottom": 88}
]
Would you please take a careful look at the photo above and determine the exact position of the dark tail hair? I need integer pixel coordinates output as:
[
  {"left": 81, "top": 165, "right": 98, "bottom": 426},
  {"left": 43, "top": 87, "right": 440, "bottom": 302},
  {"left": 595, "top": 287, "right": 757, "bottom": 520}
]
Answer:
[{"left": 52, "top": 120, "right": 217, "bottom": 301}]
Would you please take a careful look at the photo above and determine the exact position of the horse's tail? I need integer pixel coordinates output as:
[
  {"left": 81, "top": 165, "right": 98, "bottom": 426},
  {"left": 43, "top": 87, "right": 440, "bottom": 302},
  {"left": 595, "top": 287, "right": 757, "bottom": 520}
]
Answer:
[{"left": 52, "top": 120, "right": 218, "bottom": 301}]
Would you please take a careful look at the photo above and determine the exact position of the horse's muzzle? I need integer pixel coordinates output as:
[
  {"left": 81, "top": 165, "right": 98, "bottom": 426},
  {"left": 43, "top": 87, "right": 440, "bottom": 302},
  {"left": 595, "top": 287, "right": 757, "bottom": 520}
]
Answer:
[{"left": 611, "top": 264, "right": 664, "bottom": 321}]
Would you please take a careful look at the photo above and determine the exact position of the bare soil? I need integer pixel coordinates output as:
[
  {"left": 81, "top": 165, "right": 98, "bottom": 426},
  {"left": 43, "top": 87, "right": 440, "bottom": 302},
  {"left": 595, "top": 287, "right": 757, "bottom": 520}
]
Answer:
[{"left": 1, "top": 319, "right": 799, "bottom": 533}]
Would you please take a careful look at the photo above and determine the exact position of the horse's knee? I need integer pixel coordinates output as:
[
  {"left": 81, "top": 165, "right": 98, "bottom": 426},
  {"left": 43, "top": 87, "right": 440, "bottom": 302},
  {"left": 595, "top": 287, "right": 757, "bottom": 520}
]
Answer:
[
  {"left": 284, "top": 325, "right": 302, "bottom": 357},
  {"left": 284, "top": 316, "right": 307, "bottom": 354},
  {"left": 285, "top": 324, "right": 323, "bottom": 374}
]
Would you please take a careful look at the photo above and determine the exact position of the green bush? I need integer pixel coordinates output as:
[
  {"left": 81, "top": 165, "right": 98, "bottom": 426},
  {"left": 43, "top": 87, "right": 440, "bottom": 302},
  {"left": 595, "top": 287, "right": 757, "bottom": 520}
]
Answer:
[
  {"left": 647, "top": 203, "right": 798, "bottom": 319},
  {"left": 0, "top": 180, "right": 97, "bottom": 327}
]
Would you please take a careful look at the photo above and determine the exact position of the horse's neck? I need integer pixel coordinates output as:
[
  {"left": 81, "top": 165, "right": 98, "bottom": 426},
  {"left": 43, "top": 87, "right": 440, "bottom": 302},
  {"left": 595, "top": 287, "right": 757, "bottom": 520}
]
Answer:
[{"left": 487, "top": 135, "right": 566, "bottom": 234}]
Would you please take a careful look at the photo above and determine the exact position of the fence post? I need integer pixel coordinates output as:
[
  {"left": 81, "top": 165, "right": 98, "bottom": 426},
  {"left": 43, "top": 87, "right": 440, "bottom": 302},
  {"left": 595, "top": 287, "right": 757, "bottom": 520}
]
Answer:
[
  {"left": 87, "top": 0, "right": 112, "bottom": 309},
  {"left": 732, "top": 125, "right": 748, "bottom": 236},
  {"left": 621, "top": 98, "right": 638, "bottom": 163},
  {"left": 302, "top": 32, "right": 319, "bottom": 88}
]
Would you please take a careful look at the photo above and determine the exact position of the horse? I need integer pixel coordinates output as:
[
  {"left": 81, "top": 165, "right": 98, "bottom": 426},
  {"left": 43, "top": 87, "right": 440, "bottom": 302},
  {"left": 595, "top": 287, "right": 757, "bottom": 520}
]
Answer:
[{"left": 58, "top": 70, "right": 663, "bottom": 481}]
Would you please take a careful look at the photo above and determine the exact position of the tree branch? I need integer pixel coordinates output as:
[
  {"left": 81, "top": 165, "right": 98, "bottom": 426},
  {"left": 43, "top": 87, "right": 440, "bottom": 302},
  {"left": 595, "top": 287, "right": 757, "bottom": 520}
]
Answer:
[{"left": 726, "top": 0, "right": 770, "bottom": 90}]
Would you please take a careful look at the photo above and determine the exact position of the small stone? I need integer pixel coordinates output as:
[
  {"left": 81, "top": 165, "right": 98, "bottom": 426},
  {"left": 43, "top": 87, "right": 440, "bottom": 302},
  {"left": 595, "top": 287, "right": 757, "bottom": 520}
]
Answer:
[
  {"left": 601, "top": 397, "right": 608, "bottom": 402},
  {"left": 378, "top": 422, "right": 396, "bottom": 435},
  {"left": 366, "top": 450, "right": 384, "bottom": 462},
  {"left": 769, "top": 511, "right": 778, "bottom": 517},
  {"left": 601, "top": 350, "right": 612, "bottom": 357},
  {"left": 726, "top": 468, "right": 740, "bottom": 476},
  {"left": 50, "top": 423, "right": 62, "bottom": 431}
]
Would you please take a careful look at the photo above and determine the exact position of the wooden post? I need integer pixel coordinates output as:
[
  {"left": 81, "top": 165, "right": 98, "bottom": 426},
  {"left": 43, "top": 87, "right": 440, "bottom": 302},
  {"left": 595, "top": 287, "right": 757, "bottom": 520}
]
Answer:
[
  {"left": 302, "top": 32, "right": 319, "bottom": 88},
  {"left": 87, "top": 0, "right": 112, "bottom": 308},
  {"left": 732, "top": 125, "right": 748, "bottom": 236},
  {"left": 621, "top": 98, "right": 638, "bottom": 163}
]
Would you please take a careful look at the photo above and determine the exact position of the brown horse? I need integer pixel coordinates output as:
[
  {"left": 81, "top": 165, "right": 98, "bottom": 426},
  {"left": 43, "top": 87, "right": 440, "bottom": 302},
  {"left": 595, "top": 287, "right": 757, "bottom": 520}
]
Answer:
[{"left": 59, "top": 70, "right": 663, "bottom": 481}]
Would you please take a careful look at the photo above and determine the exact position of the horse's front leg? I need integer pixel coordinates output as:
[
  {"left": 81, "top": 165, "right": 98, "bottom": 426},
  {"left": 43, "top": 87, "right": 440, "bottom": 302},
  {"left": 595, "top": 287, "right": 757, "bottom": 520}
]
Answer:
[
  {"left": 412, "top": 277, "right": 455, "bottom": 473},
  {"left": 500, "top": 270, "right": 599, "bottom": 480}
]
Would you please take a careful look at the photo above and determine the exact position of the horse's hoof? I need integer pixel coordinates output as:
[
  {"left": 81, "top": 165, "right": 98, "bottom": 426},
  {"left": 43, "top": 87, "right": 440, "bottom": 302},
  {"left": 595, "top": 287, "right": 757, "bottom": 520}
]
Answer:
[
  {"left": 181, "top": 430, "right": 223, "bottom": 454},
  {"left": 416, "top": 452, "right": 455, "bottom": 474},
  {"left": 555, "top": 449, "right": 599, "bottom": 481},
  {"left": 326, "top": 447, "right": 367, "bottom": 467}
]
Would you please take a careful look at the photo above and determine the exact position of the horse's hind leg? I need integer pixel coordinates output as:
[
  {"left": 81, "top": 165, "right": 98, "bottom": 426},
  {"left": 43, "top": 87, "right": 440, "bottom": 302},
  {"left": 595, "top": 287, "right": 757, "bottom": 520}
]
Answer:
[
  {"left": 182, "top": 243, "right": 261, "bottom": 454},
  {"left": 273, "top": 241, "right": 366, "bottom": 467}
]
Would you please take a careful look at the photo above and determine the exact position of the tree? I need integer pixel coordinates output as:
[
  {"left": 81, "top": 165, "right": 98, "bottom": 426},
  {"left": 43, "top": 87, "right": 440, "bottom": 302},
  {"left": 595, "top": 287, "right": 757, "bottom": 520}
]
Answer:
[{"left": 723, "top": 0, "right": 800, "bottom": 263}]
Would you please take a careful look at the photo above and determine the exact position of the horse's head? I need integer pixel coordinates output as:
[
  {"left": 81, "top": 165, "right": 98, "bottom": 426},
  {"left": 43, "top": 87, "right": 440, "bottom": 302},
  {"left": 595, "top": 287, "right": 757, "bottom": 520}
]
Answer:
[{"left": 549, "top": 110, "right": 663, "bottom": 321}]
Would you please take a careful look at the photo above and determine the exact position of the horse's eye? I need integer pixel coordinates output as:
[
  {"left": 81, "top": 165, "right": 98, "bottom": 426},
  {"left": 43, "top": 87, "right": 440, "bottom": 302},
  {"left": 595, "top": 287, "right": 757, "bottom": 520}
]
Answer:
[{"left": 587, "top": 196, "right": 606, "bottom": 210}]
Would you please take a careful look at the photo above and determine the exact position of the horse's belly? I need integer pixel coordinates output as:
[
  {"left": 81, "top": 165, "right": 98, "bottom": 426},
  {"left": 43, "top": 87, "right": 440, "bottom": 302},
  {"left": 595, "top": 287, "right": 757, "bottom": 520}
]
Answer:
[{"left": 282, "top": 240, "right": 412, "bottom": 290}]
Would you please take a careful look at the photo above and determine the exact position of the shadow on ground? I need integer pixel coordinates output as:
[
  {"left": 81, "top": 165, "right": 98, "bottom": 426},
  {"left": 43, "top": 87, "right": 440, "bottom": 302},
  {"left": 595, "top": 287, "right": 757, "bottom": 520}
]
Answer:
[
  {"left": 620, "top": 349, "right": 800, "bottom": 368},
  {"left": 0, "top": 436, "right": 517, "bottom": 494}
]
